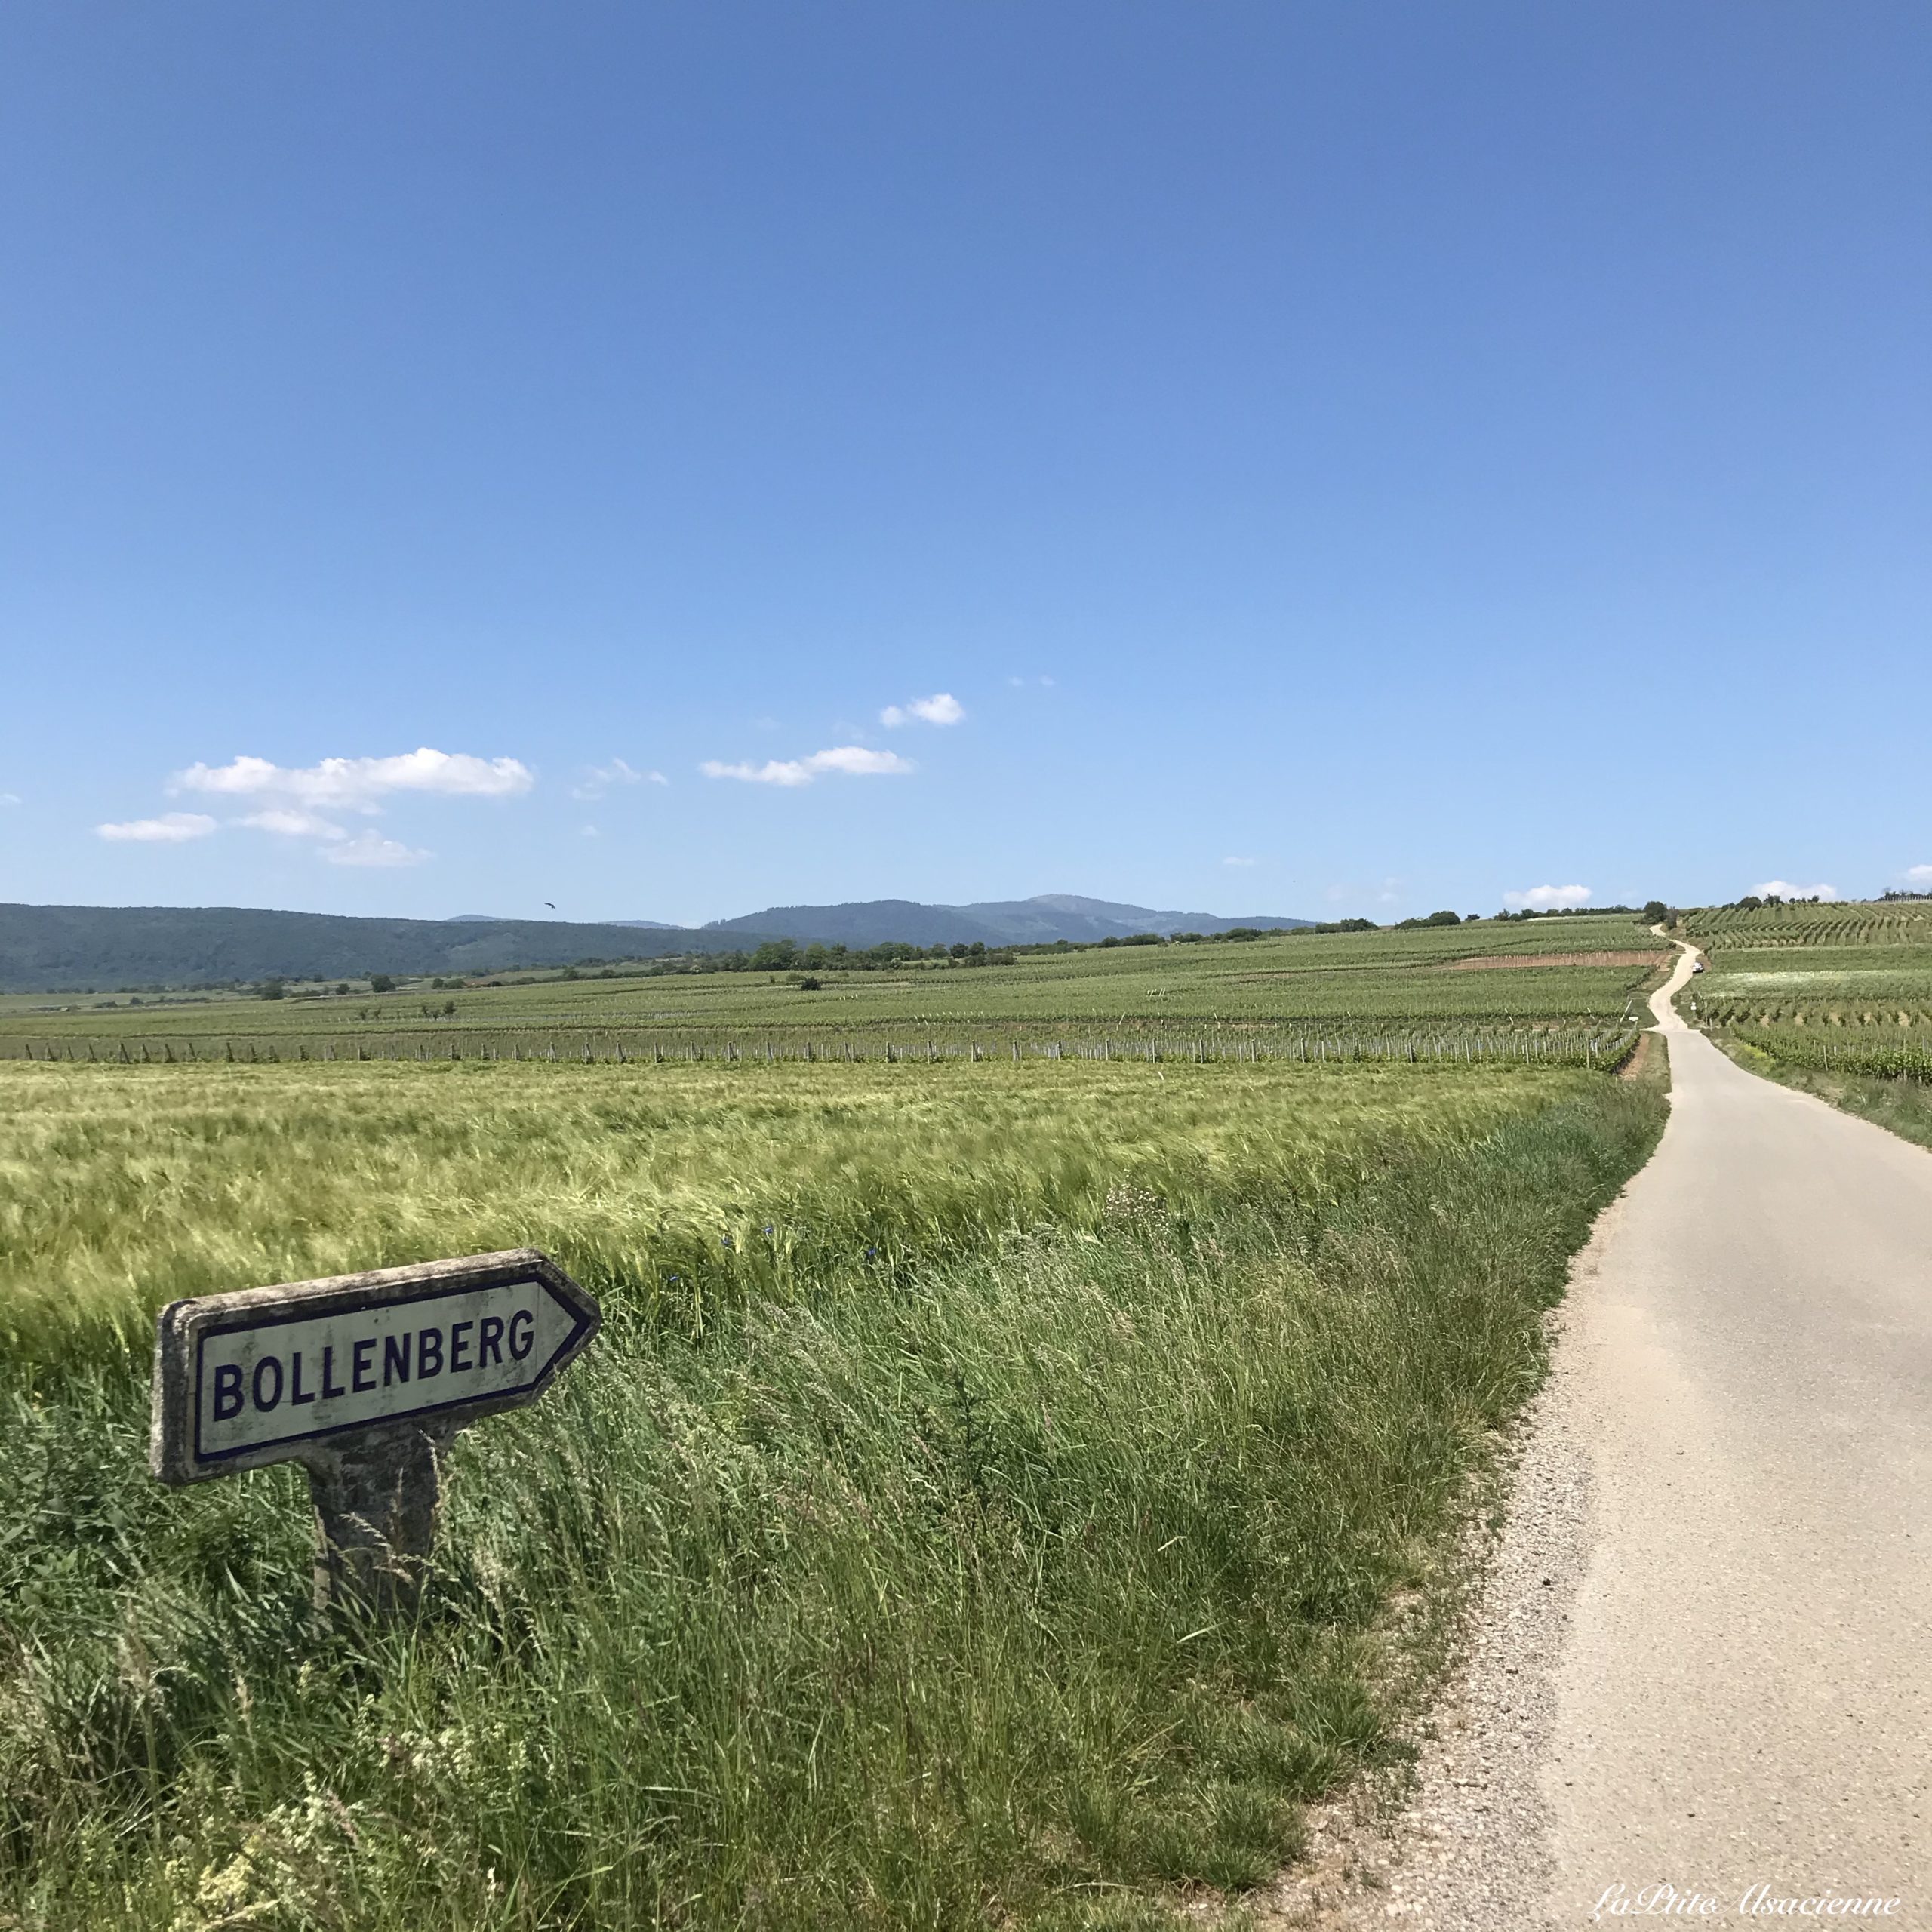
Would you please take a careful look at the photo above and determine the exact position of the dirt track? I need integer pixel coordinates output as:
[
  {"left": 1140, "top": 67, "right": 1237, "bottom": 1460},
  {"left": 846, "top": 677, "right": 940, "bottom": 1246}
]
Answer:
[{"left": 1334, "top": 943, "right": 1932, "bottom": 1929}]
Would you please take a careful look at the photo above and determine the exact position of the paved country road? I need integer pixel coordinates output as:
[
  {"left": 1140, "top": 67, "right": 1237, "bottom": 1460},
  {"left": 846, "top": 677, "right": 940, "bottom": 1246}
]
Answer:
[{"left": 1331, "top": 945, "right": 1932, "bottom": 1930}]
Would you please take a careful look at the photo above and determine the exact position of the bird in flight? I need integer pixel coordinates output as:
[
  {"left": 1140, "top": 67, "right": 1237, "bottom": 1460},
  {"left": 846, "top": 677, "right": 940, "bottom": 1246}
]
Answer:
[{"left": 544, "top": 901, "right": 556, "bottom": 910}]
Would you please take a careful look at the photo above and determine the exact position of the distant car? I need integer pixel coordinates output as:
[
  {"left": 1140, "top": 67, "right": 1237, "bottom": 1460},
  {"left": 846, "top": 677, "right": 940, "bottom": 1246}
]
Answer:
[{"left": 1692, "top": 961, "right": 1706, "bottom": 973}]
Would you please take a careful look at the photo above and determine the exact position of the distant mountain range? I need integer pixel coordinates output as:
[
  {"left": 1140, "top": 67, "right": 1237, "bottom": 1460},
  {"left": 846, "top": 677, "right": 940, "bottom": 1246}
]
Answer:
[
  {"left": 706, "top": 894, "right": 1309, "bottom": 947},
  {"left": 0, "top": 905, "right": 749, "bottom": 992},
  {"left": 0, "top": 894, "right": 1311, "bottom": 992}
]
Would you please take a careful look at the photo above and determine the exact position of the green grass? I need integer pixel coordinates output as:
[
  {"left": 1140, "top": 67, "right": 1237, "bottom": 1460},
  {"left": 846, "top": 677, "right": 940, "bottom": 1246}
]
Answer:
[{"left": 2, "top": 1054, "right": 1666, "bottom": 1929}]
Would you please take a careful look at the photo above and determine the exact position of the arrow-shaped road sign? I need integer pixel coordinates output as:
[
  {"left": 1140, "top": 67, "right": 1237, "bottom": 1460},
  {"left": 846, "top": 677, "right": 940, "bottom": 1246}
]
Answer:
[
  {"left": 150, "top": 1250, "right": 601, "bottom": 1617},
  {"left": 151, "top": 1248, "right": 600, "bottom": 1484}
]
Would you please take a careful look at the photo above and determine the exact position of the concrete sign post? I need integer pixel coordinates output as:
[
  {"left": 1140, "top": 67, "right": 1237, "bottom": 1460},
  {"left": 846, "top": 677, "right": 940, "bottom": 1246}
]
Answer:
[{"left": 151, "top": 1248, "right": 599, "bottom": 1619}]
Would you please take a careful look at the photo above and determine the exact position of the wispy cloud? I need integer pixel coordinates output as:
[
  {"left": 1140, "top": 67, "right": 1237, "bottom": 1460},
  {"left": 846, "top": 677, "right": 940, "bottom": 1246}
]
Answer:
[
  {"left": 1505, "top": 884, "right": 1592, "bottom": 911},
  {"left": 229, "top": 808, "right": 432, "bottom": 863},
  {"left": 1007, "top": 675, "right": 1055, "bottom": 688},
  {"left": 96, "top": 812, "right": 218, "bottom": 843},
  {"left": 1751, "top": 879, "right": 1839, "bottom": 901},
  {"left": 174, "top": 749, "right": 533, "bottom": 811},
  {"left": 0, "top": 792, "right": 19, "bottom": 807},
  {"left": 321, "top": 831, "right": 430, "bottom": 868},
  {"left": 1906, "top": 865, "right": 1932, "bottom": 887},
  {"left": 701, "top": 746, "right": 914, "bottom": 787},
  {"left": 571, "top": 758, "right": 667, "bottom": 801},
  {"left": 238, "top": 808, "right": 349, "bottom": 841},
  {"left": 881, "top": 693, "right": 964, "bottom": 728},
  {"left": 1221, "top": 855, "right": 1258, "bottom": 869}
]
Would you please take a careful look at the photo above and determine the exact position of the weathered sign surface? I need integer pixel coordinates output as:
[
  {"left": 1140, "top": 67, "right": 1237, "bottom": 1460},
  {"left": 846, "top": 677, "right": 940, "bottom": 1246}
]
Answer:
[{"left": 150, "top": 1248, "right": 599, "bottom": 1614}]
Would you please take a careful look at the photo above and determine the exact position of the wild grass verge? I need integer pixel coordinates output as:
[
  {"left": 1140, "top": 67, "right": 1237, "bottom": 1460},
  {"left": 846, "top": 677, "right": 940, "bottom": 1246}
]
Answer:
[{"left": 2, "top": 1062, "right": 1663, "bottom": 1929}]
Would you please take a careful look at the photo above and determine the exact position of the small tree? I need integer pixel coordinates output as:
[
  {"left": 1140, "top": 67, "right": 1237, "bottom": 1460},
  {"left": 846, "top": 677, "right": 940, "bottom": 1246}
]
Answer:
[
  {"left": 257, "top": 978, "right": 286, "bottom": 1001},
  {"left": 370, "top": 974, "right": 396, "bottom": 993}
]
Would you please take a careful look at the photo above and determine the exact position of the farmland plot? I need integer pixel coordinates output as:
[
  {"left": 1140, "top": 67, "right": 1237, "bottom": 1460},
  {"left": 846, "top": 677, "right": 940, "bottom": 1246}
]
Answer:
[{"left": 0, "top": 914, "right": 1669, "bottom": 1069}]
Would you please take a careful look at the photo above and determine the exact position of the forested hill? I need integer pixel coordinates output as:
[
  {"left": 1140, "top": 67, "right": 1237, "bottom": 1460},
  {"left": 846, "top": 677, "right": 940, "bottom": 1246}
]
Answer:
[{"left": 0, "top": 904, "right": 756, "bottom": 992}]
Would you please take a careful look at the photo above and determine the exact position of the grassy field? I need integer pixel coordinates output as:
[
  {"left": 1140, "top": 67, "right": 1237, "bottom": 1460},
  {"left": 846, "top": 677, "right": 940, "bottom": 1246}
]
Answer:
[
  {"left": 1, "top": 1040, "right": 1666, "bottom": 1930},
  {"left": 0, "top": 913, "right": 1668, "bottom": 1066}
]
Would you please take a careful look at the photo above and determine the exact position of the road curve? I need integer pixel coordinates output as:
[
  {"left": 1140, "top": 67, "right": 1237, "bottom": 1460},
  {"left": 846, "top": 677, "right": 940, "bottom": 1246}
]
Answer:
[{"left": 1348, "top": 945, "right": 1932, "bottom": 1929}]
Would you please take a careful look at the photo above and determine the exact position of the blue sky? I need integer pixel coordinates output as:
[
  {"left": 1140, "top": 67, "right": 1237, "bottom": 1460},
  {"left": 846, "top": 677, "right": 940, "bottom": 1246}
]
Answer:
[{"left": 2, "top": 2, "right": 1927, "bottom": 925}]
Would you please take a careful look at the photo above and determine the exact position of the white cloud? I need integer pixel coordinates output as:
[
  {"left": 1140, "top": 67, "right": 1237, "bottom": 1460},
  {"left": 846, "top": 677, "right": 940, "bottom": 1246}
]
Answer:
[
  {"left": 1751, "top": 879, "right": 1840, "bottom": 901},
  {"left": 0, "top": 792, "right": 18, "bottom": 806},
  {"left": 580, "top": 824, "right": 600, "bottom": 838},
  {"left": 238, "top": 808, "right": 349, "bottom": 841},
  {"left": 96, "top": 812, "right": 217, "bottom": 843},
  {"left": 881, "top": 693, "right": 964, "bottom": 728},
  {"left": 571, "top": 758, "right": 667, "bottom": 801},
  {"left": 174, "top": 748, "right": 533, "bottom": 811},
  {"left": 1903, "top": 865, "right": 1932, "bottom": 887},
  {"left": 1222, "top": 856, "right": 1258, "bottom": 868},
  {"left": 321, "top": 831, "right": 429, "bottom": 868},
  {"left": 1505, "top": 884, "right": 1593, "bottom": 912},
  {"left": 701, "top": 746, "right": 915, "bottom": 786}
]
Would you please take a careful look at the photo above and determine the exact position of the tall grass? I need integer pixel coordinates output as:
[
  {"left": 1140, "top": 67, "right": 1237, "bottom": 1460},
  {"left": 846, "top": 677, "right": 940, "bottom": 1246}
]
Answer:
[{"left": 1, "top": 1059, "right": 1664, "bottom": 1928}]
